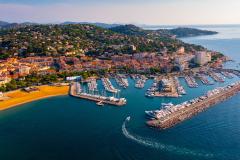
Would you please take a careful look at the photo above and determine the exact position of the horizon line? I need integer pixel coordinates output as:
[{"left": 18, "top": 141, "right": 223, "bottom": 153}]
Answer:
[{"left": 1, "top": 20, "right": 240, "bottom": 27}]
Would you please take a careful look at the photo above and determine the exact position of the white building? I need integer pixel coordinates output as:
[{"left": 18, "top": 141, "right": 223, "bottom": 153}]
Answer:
[
  {"left": 19, "top": 65, "right": 31, "bottom": 75},
  {"left": 177, "top": 47, "right": 185, "bottom": 55},
  {"left": 0, "top": 77, "right": 11, "bottom": 86},
  {"left": 130, "top": 45, "right": 137, "bottom": 51},
  {"left": 194, "top": 52, "right": 212, "bottom": 66}
]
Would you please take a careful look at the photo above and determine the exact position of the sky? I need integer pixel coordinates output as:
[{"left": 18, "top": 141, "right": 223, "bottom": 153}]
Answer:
[{"left": 0, "top": 0, "right": 240, "bottom": 25}]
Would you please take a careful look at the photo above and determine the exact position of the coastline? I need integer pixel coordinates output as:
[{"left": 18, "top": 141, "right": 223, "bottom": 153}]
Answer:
[{"left": 0, "top": 86, "right": 69, "bottom": 111}]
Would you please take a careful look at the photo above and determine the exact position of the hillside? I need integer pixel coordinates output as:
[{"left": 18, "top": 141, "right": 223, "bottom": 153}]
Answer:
[
  {"left": 61, "top": 22, "right": 120, "bottom": 28},
  {"left": 0, "top": 24, "right": 206, "bottom": 59},
  {"left": 167, "top": 27, "right": 218, "bottom": 38},
  {"left": 110, "top": 25, "right": 218, "bottom": 38}
]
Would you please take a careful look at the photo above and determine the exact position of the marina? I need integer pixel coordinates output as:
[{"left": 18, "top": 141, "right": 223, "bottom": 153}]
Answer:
[
  {"left": 135, "top": 78, "right": 146, "bottom": 89},
  {"left": 87, "top": 78, "right": 98, "bottom": 92},
  {"left": 101, "top": 78, "right": 120, "bottom": 93},
  {"left": 115, "top": 75, "right": 129, "bottom": 88},
  {"left": 146, "top": 81, "right": 240, "bottom": 129},
  {"left": 135, "top": 75, "right": 147, "bottom": 89},
  {"left": 70, "top": 82, "right": 126, "bottom": 106},
  {"left": 221, "top": 71, "right": 234, "bottom": 79},
  {"left": 145, "top": 80, "right": 158, "bottom": 97},
  {"left": 184, "top": 76, "right": 199, "bottom": 88},
  {"left": 174, "top": 76, "right": 186, "bottom": 95},
  {"left": 208, "top": 71, "right": 225, "bottom": 83},
  {"left": 197, "top": 74, "right": 214, "bottom": 85}
]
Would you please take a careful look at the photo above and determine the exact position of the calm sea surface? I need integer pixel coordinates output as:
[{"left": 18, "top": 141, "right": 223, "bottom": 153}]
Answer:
[{"left": 0, "top": 26, "right": 240, "bottom": 160}]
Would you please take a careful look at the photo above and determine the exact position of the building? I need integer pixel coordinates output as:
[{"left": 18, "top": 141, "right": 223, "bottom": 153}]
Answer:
[
  {"left": 19, "top": 65, "right": 31, "bottom": 75},
  {"left": 66, "top": 76, "right": 82, "bottom": 81},
  {"left": 174, "top": 55, "right": 194, "bottom": 71},
  {"left": 194, "top": 52, "right": 212, "bottom": 66},
  {"left": 177, "top": 47, "right": 185, "bottom": 55},
  {"left": 130, "top": 45, "right": 137, "bottom": 51},
  {"left": 175, "top": 55, "right": 194, "bottom": 64},
  {"left": 0, "top": 76, "right": 11, "bottom": 86},
  {"left": 177, "top": 63, "right": 189, "bottom": 72}
]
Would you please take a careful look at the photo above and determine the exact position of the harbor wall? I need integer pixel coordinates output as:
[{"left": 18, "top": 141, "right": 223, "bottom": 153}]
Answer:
[{"left": 147, "top": 83, "right": 240, "bottom": 129}]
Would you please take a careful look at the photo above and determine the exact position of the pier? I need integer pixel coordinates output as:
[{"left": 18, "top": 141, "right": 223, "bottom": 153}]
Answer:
[
  {"left": 70, "top": 82, "right": 126, "bottom": 106},
  {"left": 147, "top": 81, "right": 240, "bottom": 129},
  {"left": 184, "top": 76, "right": 198, "bottom": 88},
  {"left": 174, "top": 76, "right": 186, "bottom": 95},
  {"left": 102, "top": 78, "right": 119, "bottom": 93},
  {"left": 115, "top": 75, "right": 129, "bottom": 88},
  {"left": 208, "top": 71, "right": 225, "bottom": 83},
  {"left": 197, "top": 74, "right": 214, "bottom": 85}
]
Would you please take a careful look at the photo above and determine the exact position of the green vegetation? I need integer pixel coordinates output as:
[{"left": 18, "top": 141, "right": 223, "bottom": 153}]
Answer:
[
  {"left": 0, "top": 24, "right": 208, "bottom": 59},
  {"left": 167, "top": 27, "right": 218, "bottom": 38},
  {"left": 0, "top": 70, "right": 101, "bottom": 92},
  {"left": 211, "top": 53, "right": 224, "bottom": 61}
]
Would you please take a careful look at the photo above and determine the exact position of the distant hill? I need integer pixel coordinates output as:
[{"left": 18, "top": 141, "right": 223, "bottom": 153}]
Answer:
[
  {"left": 110, "top": 24, "right": 146, "bottom": 36},
  {"left": 0, "top": 21, "right": 38, "bottom": 29},
  {"left": 167, "top": 27, "right": 218, "bottom": 38},
  {"left": 110, "top": 25, "right": 218, "bottom": 38},
  {"left": 0, "top": 21, "right": 9, "bottom": 26},
  {"left": 61, "top": 22, "right": 121, "bottom": 28}
]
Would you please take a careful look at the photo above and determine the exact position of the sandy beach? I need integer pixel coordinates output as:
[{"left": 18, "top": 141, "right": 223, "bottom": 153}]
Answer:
[{"left": 0, "top": 85, "right": 69, "bottom": 111}]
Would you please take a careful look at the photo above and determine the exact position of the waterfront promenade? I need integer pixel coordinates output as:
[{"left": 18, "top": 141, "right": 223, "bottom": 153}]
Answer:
[{"left": 147, "top": 82, "right": 240, "bottom": 129}]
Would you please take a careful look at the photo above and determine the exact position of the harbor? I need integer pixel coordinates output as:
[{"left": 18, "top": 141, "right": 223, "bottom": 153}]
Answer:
[
  {"left": 101, "top": 78, "right": 120, "bottom": 93},
  {"left": 197, "top": 74, "right": 214, "bottom": 85},
  {"left": 174, "top": 76, "right": 186, "bottom": 95},
  {"left": 70, "top": 82, "right": 127, "bottom": 106},
  {"left": 208, "top": 71, "right": 225, "bottom": 83},
  {"left": 184, "top": 76, "right": 199, "bottom": 88},
  {"left": 135, "top": 78, "right": 147, "bottom": 88},
  {"left": 65, "top": 68, "right": 239, "bottom": 108},
  {"left": 115, "top": 75, "right": 129, "bottom": 88},
  {"left": 146, "top": 81, "right": 240, "bottom": 129}
]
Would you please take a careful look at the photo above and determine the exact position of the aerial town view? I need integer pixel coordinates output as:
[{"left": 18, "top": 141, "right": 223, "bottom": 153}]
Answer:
[{"left": 0, "top": 0, "right": 240, "bottom": 160}]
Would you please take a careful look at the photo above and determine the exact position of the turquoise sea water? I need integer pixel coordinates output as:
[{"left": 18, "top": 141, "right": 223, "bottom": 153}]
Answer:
[{"left": 1, "top": 26, "right": 240, "bottom": 160}]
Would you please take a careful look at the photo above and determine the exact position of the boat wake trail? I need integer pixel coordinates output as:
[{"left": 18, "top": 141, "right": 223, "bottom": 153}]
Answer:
[{"left": 122, "top": 116, "right": 214, "bottom": 158}]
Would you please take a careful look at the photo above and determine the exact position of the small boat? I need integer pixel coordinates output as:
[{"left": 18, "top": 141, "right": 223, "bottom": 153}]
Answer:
[
  {"left": 96, "top": 101, "right": 104, "bottom": 106},
  {"left": 161, "top": 102, "right": 174, "bottom": 107}
]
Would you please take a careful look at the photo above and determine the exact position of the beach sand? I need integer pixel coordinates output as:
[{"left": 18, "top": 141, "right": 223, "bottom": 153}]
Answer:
[{"left": 0, "top": 85, "right": 69, "bottom": 111}]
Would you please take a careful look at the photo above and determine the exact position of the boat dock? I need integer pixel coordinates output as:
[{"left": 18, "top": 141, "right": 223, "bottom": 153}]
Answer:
[
  {"left": 153, "top": 77, "right": 179, "bottom": 98},
  {"left": 184, "top": 76, "right": 199, "bottom": 88},
  {"left": 208, "top": 71, "right": 225, "bottom": 83},
  {"left": 221, "top": 71, "right": 234, "bottom": 79},
  {"left": 87, "top": 78, "right": 98, "bottom": 92},
  {"left": 197, "top": 74, "right": 214, "bottom": 85},
  {"left": 70, "top": 82, "right": 126, "bottom": 106},
  {"left": 174, "top": 76, "right": 186, "bottom": 95},
  {"left": 135, "top": 75, "right": 147, "bottom": 89},
  {"left": 102, "top": 78, "right": 119, "bottom": 93},
  {"left": 147, "top": 81, "right": 240, "bottom": 129},
  {"left": 115, "top": 75, "right": 129, "bottom": 88}
]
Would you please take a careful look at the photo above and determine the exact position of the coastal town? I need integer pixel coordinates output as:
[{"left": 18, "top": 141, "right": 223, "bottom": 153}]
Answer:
[
  {"left": 0, "top": 46, "right": 226, "bottom": 91},
  {"left": 0, "top": 23, "right": 239, "bottom": 130},
  {"left": 1, "top": 0, "right": 240, "bottom": 159}
]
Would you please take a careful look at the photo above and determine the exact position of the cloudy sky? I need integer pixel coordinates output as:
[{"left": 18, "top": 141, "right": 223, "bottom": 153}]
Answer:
[{"left": 0, "top": 0, "right": 239, "bottom": 25}]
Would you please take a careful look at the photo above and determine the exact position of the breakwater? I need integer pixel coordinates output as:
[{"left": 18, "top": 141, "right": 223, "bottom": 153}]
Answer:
[{"left": 147, "top": 81, "right": 240, "bottom": 129}]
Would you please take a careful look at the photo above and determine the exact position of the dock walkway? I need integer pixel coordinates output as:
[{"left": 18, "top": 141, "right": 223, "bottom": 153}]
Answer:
[{"left": 69, "top": 82, "right": 126, "bottom": 106}]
